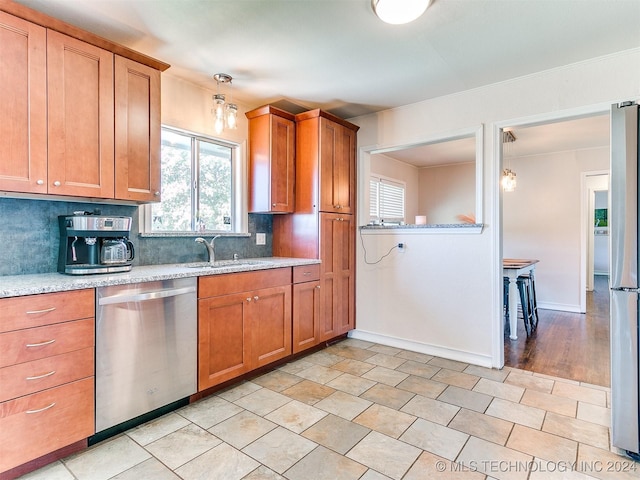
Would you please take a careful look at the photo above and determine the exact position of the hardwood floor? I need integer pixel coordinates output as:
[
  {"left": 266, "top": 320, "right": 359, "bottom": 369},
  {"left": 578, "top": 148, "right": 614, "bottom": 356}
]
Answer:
[{"left": 504, "top": 275, "right": 610, "bottom": 387}]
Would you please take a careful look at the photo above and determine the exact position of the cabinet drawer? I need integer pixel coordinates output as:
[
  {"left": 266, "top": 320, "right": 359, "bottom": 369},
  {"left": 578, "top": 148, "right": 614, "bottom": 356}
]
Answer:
[
  {"left": 293, "top": 264, "right": 320, "bottom": 283},
  {"left": 0, "top": 347, "right": 94, "bottom": 402},
  {"left": 0, "top": 318, "right": 94, "bottom": 368},
  {"left": 0, "top": 377, "right": 94, "bottom": 473},
  {"left": 199, "top": 267, "right": 292, "bottom": 298},
  {"left": 0, "top": 289, "right": 94, "bottom": 333}
]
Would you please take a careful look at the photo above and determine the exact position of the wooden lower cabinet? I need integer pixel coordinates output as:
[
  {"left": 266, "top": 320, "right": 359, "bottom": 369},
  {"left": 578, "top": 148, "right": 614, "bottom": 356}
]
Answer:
[
  {"left": 292, "top": 265, "right": 321, "bottom": 353},
  {"left": 0, "top": 377, "right": 94, "bottom": 473},
  {"left": 198, "top": 292, "right": 252, "bottom": 388},
  {"left": 319, "top": 213, "right": 355, "bottom": 341},
  {"left": 0, "top": 289, "right": 95, "bottom": 476},
  {"left": 198, "top": 269, "right": 292, "bottom": 391}
]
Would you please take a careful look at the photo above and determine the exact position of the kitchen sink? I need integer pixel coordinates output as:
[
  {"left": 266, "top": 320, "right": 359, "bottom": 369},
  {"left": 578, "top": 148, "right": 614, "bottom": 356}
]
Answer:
[{"left": 184, "top": 259, "right": 273, "bottom": 269}]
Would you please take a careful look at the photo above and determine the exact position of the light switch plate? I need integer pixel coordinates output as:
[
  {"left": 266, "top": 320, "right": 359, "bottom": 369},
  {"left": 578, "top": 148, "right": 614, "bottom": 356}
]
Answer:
[{"left": 256, "top": 233, "right": 266, "bottom": 245}]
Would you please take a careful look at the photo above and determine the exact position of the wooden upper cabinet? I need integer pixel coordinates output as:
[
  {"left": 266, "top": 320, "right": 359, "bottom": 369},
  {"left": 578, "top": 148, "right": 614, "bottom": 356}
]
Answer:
[
  {"left": 295, "top": 109, "right": 359, "bottom": 214},
  {"left": 0, "top": 11, "right": 47, "bottom": 194},
  {"left": 246, "top": 106, "right": 295, "bottom": 213},
  {"left": 319, "top": 119, "right": 354, "bottom": 213},
  {"left": 47, "top": 30, "right": 114, "bottom": 198},
  {"left": 114, "top": 56, "right": 161, "bottom": 202}
]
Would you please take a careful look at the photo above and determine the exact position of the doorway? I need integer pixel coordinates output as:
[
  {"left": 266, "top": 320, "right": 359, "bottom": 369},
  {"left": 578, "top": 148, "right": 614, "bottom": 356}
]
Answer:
[{"left": 500, "top": 113, "right": 611, "bottom": 386}]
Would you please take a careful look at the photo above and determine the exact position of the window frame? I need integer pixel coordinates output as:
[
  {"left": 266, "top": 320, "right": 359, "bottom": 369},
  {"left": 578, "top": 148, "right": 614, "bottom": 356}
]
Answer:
[
  {"left": 369, "top": 174, "right": 406, "bottom": 224},
  {"left": 139, "top": 125, "right": 248, "bottom": 236}
]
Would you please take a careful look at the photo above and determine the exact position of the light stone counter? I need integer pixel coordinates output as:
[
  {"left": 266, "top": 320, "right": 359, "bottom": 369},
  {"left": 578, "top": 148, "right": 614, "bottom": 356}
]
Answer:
[{"left": 0, "top": 257, "right": 320, "bottom": 298}]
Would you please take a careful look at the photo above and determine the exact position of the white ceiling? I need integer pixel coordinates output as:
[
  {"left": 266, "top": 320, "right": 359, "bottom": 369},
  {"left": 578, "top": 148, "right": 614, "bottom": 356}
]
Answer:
[
  {"left": 13, "top": 0, "right": 640, "bottom": 120},
  {"left": 11, "top": 0, "right": 636, "bottom": 160}
]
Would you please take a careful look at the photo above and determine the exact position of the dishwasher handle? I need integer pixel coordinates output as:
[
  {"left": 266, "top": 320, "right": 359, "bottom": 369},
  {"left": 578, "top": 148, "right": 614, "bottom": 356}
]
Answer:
[{"left": 98, "top": 285, "right": 196, "bottom": 306}]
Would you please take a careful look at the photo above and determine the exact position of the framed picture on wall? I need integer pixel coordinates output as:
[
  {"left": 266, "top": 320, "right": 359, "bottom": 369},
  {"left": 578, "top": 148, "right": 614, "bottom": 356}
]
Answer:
[{"left": 595, "top": 208, "right": 608, "bottom": 227}]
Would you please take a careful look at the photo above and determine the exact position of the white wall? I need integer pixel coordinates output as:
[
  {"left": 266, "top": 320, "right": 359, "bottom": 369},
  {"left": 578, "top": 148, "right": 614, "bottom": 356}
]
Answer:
[
  {"left": 370, "top": 154, "right": 419, "bottom": 222},
  {"left": 503, "top": 147, "right": 609, "bottom": 312},
  {"left": 350, "top": 48, "right": 640, "bottom": 368},
  {"left": 161, "top": 75, "right": 250, "bottom": 145},
  {"left": 419, "top": 163, "right": 475, "bottom": 224}
]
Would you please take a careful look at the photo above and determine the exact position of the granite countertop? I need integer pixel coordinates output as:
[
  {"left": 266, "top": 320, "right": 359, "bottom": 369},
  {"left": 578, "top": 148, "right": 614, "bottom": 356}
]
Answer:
[{"left": 0, "top": 257, "right": 320, "bottom": 298}]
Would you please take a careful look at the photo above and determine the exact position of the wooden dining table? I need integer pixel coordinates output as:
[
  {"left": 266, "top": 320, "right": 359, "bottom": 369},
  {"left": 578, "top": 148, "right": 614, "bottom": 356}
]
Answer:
[{"left": 503, "top": 258, "right": 539, "bottom": 340}]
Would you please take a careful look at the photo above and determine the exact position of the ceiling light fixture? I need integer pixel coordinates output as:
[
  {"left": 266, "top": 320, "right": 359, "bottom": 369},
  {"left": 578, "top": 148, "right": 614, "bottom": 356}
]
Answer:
[
  {"left": 211, "top": 73, "right": 237, "bottom": 135},
  {"left": 502, "top": 130, "right": 517, "bottom": 192},
  {"left": 371, "top": 0, "right": 431, "bottom": 25}
]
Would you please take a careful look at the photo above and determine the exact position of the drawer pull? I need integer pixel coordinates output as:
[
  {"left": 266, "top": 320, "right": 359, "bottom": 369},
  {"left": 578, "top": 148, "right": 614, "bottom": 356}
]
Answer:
[
  {"left": 26, "top": 370, "right": 56, "bottom": 381},
  {"left": 303, "top": 271, "right": 311, "bottom": 276},
  {"left": 25, "top": 307, "right": 56, "bottom": 315},
  {"left": 25, "top": 402, "right": 56, "bottom": 414},
  {"left": 25, "top": 339, "right": 56, "bottom": 348}
]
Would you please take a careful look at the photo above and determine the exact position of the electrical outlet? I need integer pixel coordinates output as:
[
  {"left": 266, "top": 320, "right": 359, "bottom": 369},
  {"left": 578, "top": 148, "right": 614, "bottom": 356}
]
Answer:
[
  {"left": 256, "top": 233, "right": 266, "bottom": 245},
  {"left": 398, "top": 242, "right": 405, "bottom": 252}
]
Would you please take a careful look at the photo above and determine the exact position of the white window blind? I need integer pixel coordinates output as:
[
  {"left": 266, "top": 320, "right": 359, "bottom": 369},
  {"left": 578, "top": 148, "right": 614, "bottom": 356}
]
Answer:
[{"left": 370, "top": 176, "right": 405, "bottom": 223}]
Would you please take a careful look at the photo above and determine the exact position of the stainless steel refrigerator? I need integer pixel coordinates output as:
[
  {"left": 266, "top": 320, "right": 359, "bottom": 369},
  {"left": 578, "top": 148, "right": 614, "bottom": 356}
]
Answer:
[{"left": 610, "top": 101, "right": 640, "bottom": 460}]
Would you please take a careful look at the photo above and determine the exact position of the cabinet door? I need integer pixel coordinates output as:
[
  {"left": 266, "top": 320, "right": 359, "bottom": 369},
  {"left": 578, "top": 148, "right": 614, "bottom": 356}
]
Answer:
[
  {"left": 0, "top": 377, "right": 94, "bottom": 473},
  {"left": 319, "top": 213, "right": 355, "bottom": 341},
  {"left": 114, "top": 55, "right": 161, "bottom": 202},
  {"left": 198, "top": 293, "right": 251, "bottom": 390},
  {"left": 248, "top": 109, "right": 295, "bottom": 213},
  {"left": 292, "top": 280, "right": 321, "bottom": 354},
  {"left": 319, "top": 119, "right": 355, "bottom": 214},
  {"left": 335, "top": 214, "right": 355, "bottom": 335},
  {"left": 251, "top": 285, "right": 292, "bottom": 368},
  {"left": 0, "top": 12, "right": 47, "bottom": 194},
  {"left": 269, "top": 114, "right": 295, "bottom": 212},
  {"left": 47, "top": 30, "right": 114, "bottom": 198}
]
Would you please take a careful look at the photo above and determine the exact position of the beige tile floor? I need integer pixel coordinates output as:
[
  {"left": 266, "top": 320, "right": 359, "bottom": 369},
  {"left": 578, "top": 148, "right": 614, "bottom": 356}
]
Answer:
[{"left": 19, "top": 339, "right": 639, "bottom": 480}]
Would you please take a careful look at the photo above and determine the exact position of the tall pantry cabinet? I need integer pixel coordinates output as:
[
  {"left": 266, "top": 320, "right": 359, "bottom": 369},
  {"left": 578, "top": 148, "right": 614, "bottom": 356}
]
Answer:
[{"left": 273, "top": 109, "right": 359, "bottom": 343}]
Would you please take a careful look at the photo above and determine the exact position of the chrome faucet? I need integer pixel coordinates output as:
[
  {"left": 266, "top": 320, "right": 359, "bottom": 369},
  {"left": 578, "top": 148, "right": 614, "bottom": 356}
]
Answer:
[{"left": 195, "top": 236, "right": 221, "bottom": 264}]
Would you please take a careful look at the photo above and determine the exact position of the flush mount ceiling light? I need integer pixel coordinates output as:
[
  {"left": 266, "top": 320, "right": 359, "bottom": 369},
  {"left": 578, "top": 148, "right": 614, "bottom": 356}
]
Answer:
[
  {"left": 211, "top": 73, "right": 238, "bottom": 135},
  {"left": 371, "top": 0, "right": 432, "bottom": 24}
]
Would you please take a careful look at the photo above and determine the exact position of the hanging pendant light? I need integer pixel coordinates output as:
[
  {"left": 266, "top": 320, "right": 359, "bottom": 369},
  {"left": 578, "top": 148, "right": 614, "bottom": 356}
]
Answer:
[
  {"left": 501, "top": 168, "right": 517, "bottom": 192},
  {"left": 502, "top": 130, "right": 517, "bottom": 192},
  {"left": 371, "top": 0, "right": 432, "bottom": 25},
  {"left": 211, "top": 73, "right": 237, "bottom": 135}
]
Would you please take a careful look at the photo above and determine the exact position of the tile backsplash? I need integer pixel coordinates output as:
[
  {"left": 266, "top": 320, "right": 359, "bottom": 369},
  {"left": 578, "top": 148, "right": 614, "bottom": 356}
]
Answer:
[{"left": 0, "top": 198, "right": 273, "bottom": 276}]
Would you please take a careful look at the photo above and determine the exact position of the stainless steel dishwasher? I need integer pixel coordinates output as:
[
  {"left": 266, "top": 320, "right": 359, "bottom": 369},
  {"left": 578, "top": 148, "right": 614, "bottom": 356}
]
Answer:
[{"left": 95, "top": 277, "right": 197, "bottom": 433}]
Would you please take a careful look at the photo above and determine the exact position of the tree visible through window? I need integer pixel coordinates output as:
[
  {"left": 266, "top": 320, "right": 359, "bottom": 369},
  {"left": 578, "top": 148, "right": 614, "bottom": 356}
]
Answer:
[{"left": 150, "top": 127, "right": 234, "bottom": 232}]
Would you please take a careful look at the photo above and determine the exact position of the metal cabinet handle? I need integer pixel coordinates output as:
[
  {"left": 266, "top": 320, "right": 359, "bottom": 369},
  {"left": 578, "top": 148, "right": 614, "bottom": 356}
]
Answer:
[
  {"left": 26, "top": 370, "right": 56, "bottom": 381},
  {"left": 272, "top": 203, "right": 277, "bottom": 207},
  {"left": 303, "top": 271, "right": 311, "bottom": 276},
  {"left": 36, "top": 179, "right": 44, "bottom": 185},
  {"left": 25, "top": 402, "right": 56, "bottom": 414},
  {"left": 26, "top": 307, "right": 56, "bottom": 315},
  {"left": 246, "top": 297, "right": 252, "bottom": 302},
  {"left": 154, "top": 191, "right": 160, "bottom": 196},
  {"left": 254, "top": 296, "right": 259, "bottom": 301},
  {"left": 315, "top": 285, "right": 321, "bottom": 289},
  {"left": 53, "top": 181, "right": 61, "bottom": 187},
  {"left": 26, "top": 339, "right": 56, "bottom": 348}
]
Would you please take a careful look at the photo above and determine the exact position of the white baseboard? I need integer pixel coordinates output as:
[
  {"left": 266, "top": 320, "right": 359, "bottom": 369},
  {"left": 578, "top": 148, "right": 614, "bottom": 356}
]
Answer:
[
  {"left": 537, "top": 302, "right": 583, "bottom": 313},
  {"left": 348, "top": 329, "right": 493, "bottom": 368}
]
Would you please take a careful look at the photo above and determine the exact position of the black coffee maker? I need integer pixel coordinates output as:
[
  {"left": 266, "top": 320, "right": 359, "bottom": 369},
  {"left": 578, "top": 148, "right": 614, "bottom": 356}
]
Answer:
[{"left": 58, "top": 213, "right": 134, "bottom": 275}]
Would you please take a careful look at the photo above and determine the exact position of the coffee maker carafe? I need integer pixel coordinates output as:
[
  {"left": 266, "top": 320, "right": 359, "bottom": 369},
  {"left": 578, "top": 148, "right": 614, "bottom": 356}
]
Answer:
[{"left": 58, "top": 214, "right": 134, "bottom": 275}]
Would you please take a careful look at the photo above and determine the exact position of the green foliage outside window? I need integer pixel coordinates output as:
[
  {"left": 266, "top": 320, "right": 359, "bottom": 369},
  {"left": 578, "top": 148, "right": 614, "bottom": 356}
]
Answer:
[{"left": 151, "top": 128, "right": 233, "bottom": 232}]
